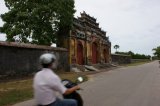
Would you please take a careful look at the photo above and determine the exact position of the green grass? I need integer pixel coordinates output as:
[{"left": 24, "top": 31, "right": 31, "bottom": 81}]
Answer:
[
  {"left": 0, "top": 79, "right": 33, "bottom": 106},
  {"left": 0, "top": 88, "right": 33, "bottom": 106},
  {"left": 0, "top": 72, "right": 87, "bottom": 106},
  {"left": 122, "top": 61, "right": 151, "bottom": 67}
]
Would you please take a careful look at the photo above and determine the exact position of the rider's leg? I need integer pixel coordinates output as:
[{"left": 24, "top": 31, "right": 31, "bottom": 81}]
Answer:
[{"left": 52, "top": 98, "right": 77, "bottom": 106}]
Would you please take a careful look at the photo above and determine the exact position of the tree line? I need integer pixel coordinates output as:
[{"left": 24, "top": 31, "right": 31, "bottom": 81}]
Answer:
[
  {"left": 114, "top": 44, "right": 151, "bottom": 59},
  {"left": 115, "top": 51, "right": 151, "bottom": 59},
  {"left": 114, "top": 44, "right": 160, "bottom": 60}
]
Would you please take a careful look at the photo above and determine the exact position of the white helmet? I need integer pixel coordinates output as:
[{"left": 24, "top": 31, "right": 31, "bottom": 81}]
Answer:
[{"left": 39, "top": 53, "right": 56, "bottom": 65}]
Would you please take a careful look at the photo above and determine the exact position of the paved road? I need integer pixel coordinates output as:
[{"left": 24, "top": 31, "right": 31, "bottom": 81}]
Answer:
[
  {"left": 14, "top": 61, "right": 160, "bottom": 106},
  {"left": 79, "top": 61, "right": 160, "bottom": 106}
]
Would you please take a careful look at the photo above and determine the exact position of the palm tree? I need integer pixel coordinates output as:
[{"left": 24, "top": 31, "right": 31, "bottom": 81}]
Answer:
[{"left": 114, "top": 45, "right": 120, "bottom": 52}]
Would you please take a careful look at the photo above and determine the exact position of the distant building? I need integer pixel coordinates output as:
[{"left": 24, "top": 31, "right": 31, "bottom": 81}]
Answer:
[{"left": 69, "top": 11, "right": 111, "bottom": 65}]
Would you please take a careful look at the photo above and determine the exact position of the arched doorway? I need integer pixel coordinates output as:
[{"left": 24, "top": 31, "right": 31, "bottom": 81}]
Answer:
[
  {"left": 92, "top": 42, "right": 98, "bottom": 64},
  {"left": 77, "top": 41, "right": 84, "bottom": 65}
]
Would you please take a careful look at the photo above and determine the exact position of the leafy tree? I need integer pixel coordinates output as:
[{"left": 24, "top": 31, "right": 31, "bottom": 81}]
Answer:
[
  {"left": 0, "top": 0, "right": 75, "bottom": 46},
  {"left": 153, "top": 46, "right": 160, "bottom": 59},
  {"left": 114, "top": 45, "right": 120, "bottom": 52},
  {"left": 128, "top": 51, "right": 134, "bottom": 56}
]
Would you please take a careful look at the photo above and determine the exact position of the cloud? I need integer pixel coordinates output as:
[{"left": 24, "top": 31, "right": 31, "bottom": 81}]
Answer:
[
  {"left": 0, "top": 34, "right": 6, "bottom": 41},
  {"left": 0, "top": 0, "right": 8, "bottom": 41}
]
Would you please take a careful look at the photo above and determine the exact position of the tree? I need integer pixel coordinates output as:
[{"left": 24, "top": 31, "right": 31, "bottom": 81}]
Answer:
[
  {"left": 128, "top": 51, "right": 134, "bottom": 56},
  {"left": 0, "top": 0, "right": 75, "bottom": 46},
  {"left": 114, "top": 45, "right": 120, "bottom": 52},
  {"left": 153, "top": 46, "right": 160, "bottom": 59}
]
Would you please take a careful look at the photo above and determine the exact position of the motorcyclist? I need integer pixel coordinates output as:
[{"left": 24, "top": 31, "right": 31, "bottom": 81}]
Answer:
[{"left": 33, "top": 53, "right": 79, "bottom": 106}]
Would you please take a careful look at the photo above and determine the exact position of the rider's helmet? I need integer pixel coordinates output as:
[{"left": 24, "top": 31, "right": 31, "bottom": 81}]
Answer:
[{"left": 39, "top": 53, "right": 56, "bottom": 67}]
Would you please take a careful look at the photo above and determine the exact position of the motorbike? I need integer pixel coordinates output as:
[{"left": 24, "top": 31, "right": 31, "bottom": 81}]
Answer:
[{"left": 62, "top": 77, "right": 84, "bottom": 106}]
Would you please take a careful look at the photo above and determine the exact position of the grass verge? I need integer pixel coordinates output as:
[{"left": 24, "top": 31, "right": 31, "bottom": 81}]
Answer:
[
  {"left": 0, "top": 72, "right": 87, "bottom": 106},
  {"left": 121, "top": 61, "right": 152, "bottom": 67}
]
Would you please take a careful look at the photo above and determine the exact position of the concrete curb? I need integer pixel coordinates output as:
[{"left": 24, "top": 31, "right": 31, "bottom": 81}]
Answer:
[{"left": 13, "top": 99, "right": 36, "bottom": 106}]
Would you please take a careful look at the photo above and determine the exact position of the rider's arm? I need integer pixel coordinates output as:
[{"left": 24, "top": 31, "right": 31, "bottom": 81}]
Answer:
[
  {"left": 63, "top": 85, "right": 80, "bottom": 95},
  {"left": 48, "top": 75, "right": 80, "bottom": 95}
]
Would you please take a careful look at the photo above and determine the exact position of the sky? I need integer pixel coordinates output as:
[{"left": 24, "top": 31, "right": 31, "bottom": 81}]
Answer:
[{"left": 1, "top": 0, "right": 160, "bottom": 55}]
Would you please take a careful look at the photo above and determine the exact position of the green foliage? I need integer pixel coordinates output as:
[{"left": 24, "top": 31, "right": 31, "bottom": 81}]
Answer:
[
  {"left": 115, "top": 51, "right": 151, "bottom": 59},
  {"left": 0, "top": 0, "right": 75, "bottom": 46},
  {"left": 152, "top": 46, "right": 160, "bottom": 59},
  {"left": 132, "top": 54, "right": 150, "bottom": 59}
]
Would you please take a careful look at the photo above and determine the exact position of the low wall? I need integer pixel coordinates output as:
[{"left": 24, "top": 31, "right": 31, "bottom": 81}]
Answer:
[
  {"left": 0, "top": 41, "right": 69, "bottom": 79},
  {"left": 131, "top": 59, "right": 150, "bottom": 63},
  {"left": 111, "top": 54, "right": 131, "bottom": 64}
]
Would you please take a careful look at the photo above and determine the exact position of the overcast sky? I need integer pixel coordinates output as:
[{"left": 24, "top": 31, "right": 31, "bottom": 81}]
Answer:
[{"left": 1, "top": 0, "right": 160, "bottom": 55}]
